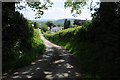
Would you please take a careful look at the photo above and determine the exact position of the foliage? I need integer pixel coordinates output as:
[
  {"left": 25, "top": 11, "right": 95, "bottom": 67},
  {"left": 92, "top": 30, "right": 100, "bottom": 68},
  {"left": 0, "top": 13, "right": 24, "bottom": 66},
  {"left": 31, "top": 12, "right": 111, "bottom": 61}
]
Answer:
[
  {"left": 57, "top": 24, "right": 63, "bottom": 27},
  {"left": 45, "top": 20, "right": 54, "bottom": 29},
  {"left": 64, "top": 0, "right": 87, "bottom": 15},
  {"left": 16, "top": 0, "right": 53, "bottom": 18},
  {"left": 33, "top": 22, "right": 40, "bottom": 29},
  {"left": 64, "top": 0, "right": 100, "bottom": 17},
  {"left": 16, "top": 0, "right": 88, "bottom": 19},
  {"left": 40, "top": 24, "right": 49, "bottom": 32},
  {"left": 64, "top": 19, "right": 71, "bottom": 29},
  {"left": 73, "top": 19, "right": 86, "bottom": 26},
  {"left": 2, "top": 3, "right": 45, "bottom": 72},
  {"left": 34, "top": 22, "right": 37, "bottom": 28}
]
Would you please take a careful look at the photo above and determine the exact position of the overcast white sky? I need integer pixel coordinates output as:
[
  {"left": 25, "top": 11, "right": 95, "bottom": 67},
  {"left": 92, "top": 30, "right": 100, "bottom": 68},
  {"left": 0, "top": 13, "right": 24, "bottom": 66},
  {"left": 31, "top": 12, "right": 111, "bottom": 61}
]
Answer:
[{"left": 19, "top": 0, "right": 100, "bottom": 20}]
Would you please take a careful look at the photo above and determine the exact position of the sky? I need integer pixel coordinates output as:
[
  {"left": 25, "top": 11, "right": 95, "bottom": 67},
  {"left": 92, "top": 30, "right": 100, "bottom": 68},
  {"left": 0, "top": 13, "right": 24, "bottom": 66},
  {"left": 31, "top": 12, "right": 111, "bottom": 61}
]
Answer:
[{"left": 19, "top": 0, "right": 100, "bottom": 20}]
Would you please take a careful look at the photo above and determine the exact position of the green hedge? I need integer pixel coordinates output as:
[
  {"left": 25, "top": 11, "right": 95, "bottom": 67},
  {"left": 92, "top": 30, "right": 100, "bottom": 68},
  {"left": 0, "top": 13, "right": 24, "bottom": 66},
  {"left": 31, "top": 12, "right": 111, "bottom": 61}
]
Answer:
[{"left": 45, "top": 24, "right": 119, "bottom": 79}]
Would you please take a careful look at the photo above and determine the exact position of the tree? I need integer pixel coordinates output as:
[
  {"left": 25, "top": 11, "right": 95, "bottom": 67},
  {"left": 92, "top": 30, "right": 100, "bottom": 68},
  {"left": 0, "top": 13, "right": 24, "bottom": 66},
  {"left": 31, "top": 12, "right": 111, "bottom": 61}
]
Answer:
[
  {"left": 2, "top": 2, "right": 35, "bottom": 72},
  {"left": 34, "top": 22, "right": 37, "bottom": 28},
  {"left": 89, "top": 2, "right": 120, "bottom": 78},
  {"left": 53, "top": 24, "right": 56, "bottom": 27},
  {"left": 45, "top": 21, "right": 54, "bottom": 29},
  {"left": 64, "top": 19, "right": 67, "bottom": 29},
  {"left": 40, "top": 24, "right": 48, "bottom": 32},
  {"left": 74, "top": 19, "right": 86, "bottom": 26},
  {"left": 74, "top": 19, "right": 79, "bottom": 25},
  {"left": 63, "top": 1, "right": 120, "bottom": 78},
  {"left": 67, "top": 20, "right": 71, "bottom": 28},
  {"left": 57, "top": 24, "right": 61, "bottom": 27},
  {"left": 64, "top": 19, "right": 71, "bottom": 29}
]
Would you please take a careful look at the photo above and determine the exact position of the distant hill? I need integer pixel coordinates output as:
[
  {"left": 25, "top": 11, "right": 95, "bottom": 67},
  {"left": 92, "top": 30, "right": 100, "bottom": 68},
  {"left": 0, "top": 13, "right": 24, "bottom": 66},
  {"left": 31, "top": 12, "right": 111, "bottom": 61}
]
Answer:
[
  {"left": 32, "top": 18, "right": 87, "bottom": 25},
  {"left": 53, "top": 18, "right": 75, "bottom": 25},
  {"left": 32, "top": 19, "right": 54, "bottom": 24}
]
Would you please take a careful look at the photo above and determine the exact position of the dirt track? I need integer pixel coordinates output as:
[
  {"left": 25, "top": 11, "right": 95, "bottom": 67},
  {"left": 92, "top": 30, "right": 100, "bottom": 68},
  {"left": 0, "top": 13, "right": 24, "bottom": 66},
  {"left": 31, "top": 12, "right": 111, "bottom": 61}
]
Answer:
[{"left": 2, "top": 29, "right": 84, "bottom": 80}]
